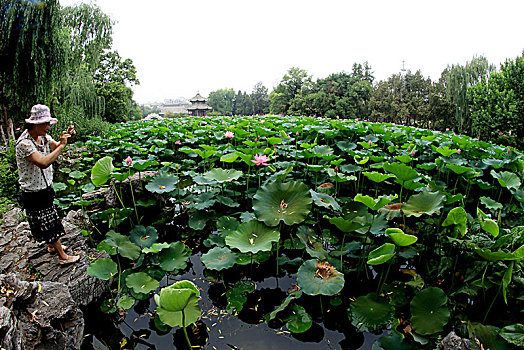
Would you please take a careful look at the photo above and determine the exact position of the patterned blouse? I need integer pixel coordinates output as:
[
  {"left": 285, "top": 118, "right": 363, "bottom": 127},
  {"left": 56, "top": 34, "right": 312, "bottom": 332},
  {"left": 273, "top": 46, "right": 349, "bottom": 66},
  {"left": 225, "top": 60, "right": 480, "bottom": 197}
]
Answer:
[{"left": 16, "top": 130, "right": 55, "bottom": 191}]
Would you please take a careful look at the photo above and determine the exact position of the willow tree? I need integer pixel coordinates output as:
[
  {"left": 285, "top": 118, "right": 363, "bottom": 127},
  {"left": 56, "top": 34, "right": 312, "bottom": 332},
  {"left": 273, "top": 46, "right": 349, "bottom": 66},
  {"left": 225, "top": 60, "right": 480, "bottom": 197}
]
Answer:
[
  {"left": 0, "top": 0, "right": 66, "bottom": 143},
  {"left": 443, "top": 56, "right": 495, "bottom": 134},
  {"left": 57, "top": 3, "right": 113, "bottom": 121}
]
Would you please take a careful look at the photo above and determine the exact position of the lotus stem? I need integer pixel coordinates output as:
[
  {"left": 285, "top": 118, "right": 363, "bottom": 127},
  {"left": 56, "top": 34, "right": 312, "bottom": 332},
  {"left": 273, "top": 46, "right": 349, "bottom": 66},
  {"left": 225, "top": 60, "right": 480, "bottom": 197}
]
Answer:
[
  {"left": 319, "top": 295, "right": 324, "bottom": 315},
  {"left": 116, "top": 253, "right": 122, "bottom": 296},
  {"left": 483, "top": 283, "right": 501, "bottom": 323},
  {"left": 111, "top": 180, "right": 125, "bottom": 209},
  {"left": 128, "top": 169, "right": 140, "bottom": 224},
  {"left": 340, "top": 233, "right": 346, "bottom": 271},
  {"left": 182, "top": 310, "right": 193, "bottom": 349}
]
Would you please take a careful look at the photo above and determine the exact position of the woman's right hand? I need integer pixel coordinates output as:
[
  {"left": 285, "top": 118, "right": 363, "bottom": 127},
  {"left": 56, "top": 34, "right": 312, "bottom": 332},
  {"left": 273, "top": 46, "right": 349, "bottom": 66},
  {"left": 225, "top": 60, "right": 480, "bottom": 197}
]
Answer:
[{"left": 60, "top": 131, "right": 71, "bottom": 146}]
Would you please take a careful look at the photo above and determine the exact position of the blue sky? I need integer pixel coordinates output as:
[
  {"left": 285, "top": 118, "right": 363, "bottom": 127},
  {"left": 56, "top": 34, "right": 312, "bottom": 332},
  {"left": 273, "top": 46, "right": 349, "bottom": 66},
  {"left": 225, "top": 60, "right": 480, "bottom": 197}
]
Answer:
[{"left": 60, "top": 0, "right": 524, "bottom": 104}]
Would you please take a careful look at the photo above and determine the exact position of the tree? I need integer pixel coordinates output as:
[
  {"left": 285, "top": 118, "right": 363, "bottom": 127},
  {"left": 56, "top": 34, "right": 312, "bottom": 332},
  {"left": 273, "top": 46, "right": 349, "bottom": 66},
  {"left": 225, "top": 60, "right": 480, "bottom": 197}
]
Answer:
[
  {"left": 208, "top": 88, "right": 235, "bottom": 115},
  {"left": 251, "top": 81, "right": 269, "bottom": 115},
  {"left": 270, "top": 67, "right": 311, "bottom": 115},
  {"left": 0, "top": 0, "right": 66, "bottom": 142},
  {"left": 443, "top": 56, "right": 495, "bottom": 134}
]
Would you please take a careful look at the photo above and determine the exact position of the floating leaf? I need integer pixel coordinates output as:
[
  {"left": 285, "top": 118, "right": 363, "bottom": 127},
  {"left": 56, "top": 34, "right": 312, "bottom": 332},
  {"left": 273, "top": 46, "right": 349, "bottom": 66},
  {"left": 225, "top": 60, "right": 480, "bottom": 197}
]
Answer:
[
  {"left": 201, "top": 246, "right": 237, "bottom": 271},
  {"left": 117, "top": 295, "right": 135, "bottom": 310},
  {"left": 203, "top": 168, "right": 243, "bottom": 183},
  {"left": 129, "top": 225, "right": 158, "bottom": 249},
  {"left": 105, "top": 230, "right": 141, "bottom": 260},
  {"left": 349, "top": 293, "right": 395, "bottom": 332},
  {"left": 310, "top": 190, "right": 340, "bottom": 211},
  {"left": 410, "top": 287, "right": 450, "bottom": 335},
  {"left": 158, "top": 242, "right": 190, "bottom": 272},
  {"left": 284, "top": 305, "right": 312, "bottom": 333},
  {"left": 296, "top": 259, "right": 344, "bottom": 296},
  {"left": 226, "top": 280, "right": 255, "bottom": 313},
  {"left": 87, "top": 258, "right": 117, "bottom": 280},
  {"left": 225, "top": 220, "right": 280, "bottom": 254},
  {"left": 126, "top": 272, "right": 159, "bottom": 294},
  {"left": 145, "top": 174, "right": 178, "bottom": 193},
  {"left": 253, "top": 180, "right": 312, "bottom": 226}
]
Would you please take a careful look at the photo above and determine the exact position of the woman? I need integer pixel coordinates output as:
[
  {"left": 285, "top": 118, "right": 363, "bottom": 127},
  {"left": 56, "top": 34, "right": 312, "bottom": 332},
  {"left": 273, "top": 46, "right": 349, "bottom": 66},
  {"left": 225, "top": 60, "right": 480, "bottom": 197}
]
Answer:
[{"left": 15, "top": 104, "right": 79, "bottom": 265}]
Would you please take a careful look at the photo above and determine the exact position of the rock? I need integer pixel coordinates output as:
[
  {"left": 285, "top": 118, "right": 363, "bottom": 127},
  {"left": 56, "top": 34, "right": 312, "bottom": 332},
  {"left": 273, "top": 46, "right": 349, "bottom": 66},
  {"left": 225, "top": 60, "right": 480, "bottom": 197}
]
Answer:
[
  {"left": 437, "top": 331, "right": 471, "bottom": 349},
  {"left": 0, "top": 274, "right": 84, "bottom": 350},
  {"left": 1, "top": 207, "right": 22, "bottom": 228}
]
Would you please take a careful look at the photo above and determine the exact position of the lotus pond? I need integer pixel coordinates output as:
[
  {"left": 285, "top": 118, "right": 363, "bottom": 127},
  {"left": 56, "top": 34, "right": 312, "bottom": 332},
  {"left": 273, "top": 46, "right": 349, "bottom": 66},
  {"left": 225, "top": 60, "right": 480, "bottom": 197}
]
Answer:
[{"left": 54, "top": 115, "right": 524, "bottom": 349}]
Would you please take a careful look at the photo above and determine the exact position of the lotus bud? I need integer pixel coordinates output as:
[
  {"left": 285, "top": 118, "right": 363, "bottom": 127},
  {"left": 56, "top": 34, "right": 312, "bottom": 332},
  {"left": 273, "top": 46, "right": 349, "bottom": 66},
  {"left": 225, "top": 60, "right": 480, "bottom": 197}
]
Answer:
[{"left": 125, "top": 156, "right": 132, "bottom": 166}]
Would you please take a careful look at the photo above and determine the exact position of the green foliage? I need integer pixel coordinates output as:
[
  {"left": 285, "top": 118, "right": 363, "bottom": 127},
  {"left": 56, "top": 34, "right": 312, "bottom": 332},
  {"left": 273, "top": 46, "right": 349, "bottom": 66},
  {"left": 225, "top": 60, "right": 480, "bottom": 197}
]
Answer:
[{"left": 0, "top": 142, "right": 19, "bottom": 212}]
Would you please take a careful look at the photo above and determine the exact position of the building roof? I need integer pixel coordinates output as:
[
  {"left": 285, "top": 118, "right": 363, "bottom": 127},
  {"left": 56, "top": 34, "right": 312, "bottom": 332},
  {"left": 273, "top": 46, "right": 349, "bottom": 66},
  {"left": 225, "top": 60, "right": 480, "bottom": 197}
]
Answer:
[
  {"left": 190, "top": 92, "right": 207, "bottom": 102},
  {"left": 187, "top": 105, "right": 212, "bottom": 110}
]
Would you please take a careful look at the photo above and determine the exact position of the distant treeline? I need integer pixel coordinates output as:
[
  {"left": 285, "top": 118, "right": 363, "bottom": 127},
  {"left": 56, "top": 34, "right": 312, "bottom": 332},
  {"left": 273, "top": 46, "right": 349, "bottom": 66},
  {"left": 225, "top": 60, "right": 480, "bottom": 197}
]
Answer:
[{"left": 208, "top": 57, "right": 523, "bottom": 148}]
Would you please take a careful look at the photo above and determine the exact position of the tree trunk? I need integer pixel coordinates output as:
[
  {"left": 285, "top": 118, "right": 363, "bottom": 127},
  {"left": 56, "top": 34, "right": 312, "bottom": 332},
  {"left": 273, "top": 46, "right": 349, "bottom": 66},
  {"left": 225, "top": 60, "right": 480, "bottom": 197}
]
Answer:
[{"left": 2, "top": 104, "right": 15, "bottom": 145}]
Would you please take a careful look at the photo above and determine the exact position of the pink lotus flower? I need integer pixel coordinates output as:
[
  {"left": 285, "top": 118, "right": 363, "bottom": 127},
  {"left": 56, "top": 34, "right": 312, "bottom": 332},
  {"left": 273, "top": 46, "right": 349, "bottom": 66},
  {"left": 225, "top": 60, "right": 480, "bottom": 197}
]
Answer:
[
  {"left": 334, "top": 166, "right": 339, "bottom": 172},
  {"left": 475, "top": 162, "right": 479, "bottom": 166},
  {"left": 125, "top": 156, "right": 132, "bottom": 166},
  {"left": 368, "top": 140, "right": 372, "bottom": 146},
  {"left": 175, "top": 140, "right": 181, "bottom": 145},
  {"left": 457, "top": 149, "right": 462, "bottom": 155},
  {"left": 224, "top": 131, "right": 234, "bottom": 138},
  {"left": 507, "top": 147, "right": 511, "bottom": 153},
  {"left": 499, "top": 131, "right": 503, "bottom": 136},
  {"left": 251, "top": 154, "right": 269, "bottom": 166},
  {"left": 296, "top": 131, "right": 299, "bottom": 136},
  {"left": 255, "top": 137, "right": 258, "bottom": 142},
  {"left": 408, "top": 145, "right": 411, "bottom": 151},
  {"left": 411, "top": 151, "right": 415, "bottom": 156},
  {"left": 446, "top": 128, "right": 450, "bottom": 131}
]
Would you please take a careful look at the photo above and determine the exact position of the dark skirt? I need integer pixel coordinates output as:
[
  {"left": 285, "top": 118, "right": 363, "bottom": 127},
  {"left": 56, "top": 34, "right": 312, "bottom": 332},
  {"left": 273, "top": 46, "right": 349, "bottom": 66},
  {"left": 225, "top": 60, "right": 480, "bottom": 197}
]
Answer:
[{"left": 21, "top": 187, "right": 65, "bottom": 244}]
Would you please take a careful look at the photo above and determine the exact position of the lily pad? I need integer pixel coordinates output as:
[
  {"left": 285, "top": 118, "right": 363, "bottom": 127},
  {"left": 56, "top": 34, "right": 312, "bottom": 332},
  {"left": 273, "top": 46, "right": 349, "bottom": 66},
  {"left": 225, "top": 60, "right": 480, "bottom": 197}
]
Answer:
[
  {"left": 129, "top": 225, "right": 158, "bottom": 249},
  {"left": 410, "top": 287, "right": 450, "bottom": 335},
  {"left": 158, "top": 242, "right": 191, "bottom": 272},
  {"left": 116, "top": 295, "right": 135, "bottom": 310},
  {"left": 105, "top": 230, "right": 141, "bottom": 260},
  {"left": 363, "top": 171, "right": 394, "bottom": 183},
  {"left": 226, "top": 280, "right": 255, "bottom": 313},
  {"left": 201, "top": 246, "right": 237, "bottom": 271},
  {"left": 87, "top": 258, "right": 117, "bottom": 280},
  {"left": 491, "top": 170, "right": 521, "bottom": 190},
  {"left": 145, "top": 174, "right": 178, "bottom": 194},
  {"left": 372, "top": 335, "right": 413, "bottom": 350},
  {"left": 349, "top": 292, "right": 395, "bottom": 332},
  {"left": 253, "top": 181, "right": 312, "bottom": 227},
  {"left": 225, "top": 220, "right": 280, "bottom": 254},
  {"left": 203, "top": 168, "right": 243, "bottom": 183},
  {"left": 125, "top": 272, "right": 160, "bottom": 294},
  {"left": 284, "top": 305, "right": 312, "bottom": 333},
  {"left": 383, "top": 162, "right": 419, "bottom": 182},
  {"left": 402, "top": 191, "right": 445, "bottom": 217},
  {"left": 296, "top": 259, "right": 345, "bottom": 296},
  {"left": 310, "top": 190, "right": 340, "bottom": 211}
]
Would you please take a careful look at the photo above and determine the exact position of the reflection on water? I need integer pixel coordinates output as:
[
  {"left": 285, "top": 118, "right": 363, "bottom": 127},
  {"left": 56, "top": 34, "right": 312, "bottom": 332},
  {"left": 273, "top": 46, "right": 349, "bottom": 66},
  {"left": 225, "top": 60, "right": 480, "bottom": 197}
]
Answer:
[{"left": 82, "top": 254, "right": 383, "bottom": 349}]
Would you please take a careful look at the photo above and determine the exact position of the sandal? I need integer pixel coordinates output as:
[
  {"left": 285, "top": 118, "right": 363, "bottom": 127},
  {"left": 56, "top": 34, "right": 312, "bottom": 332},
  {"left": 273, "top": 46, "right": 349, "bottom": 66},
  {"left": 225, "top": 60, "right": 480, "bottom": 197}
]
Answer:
[
  {"left": 48, "top": 245, "right": 69, "bottom": 253},
  {"left": 59, "top": 255, "right": 80, "bottom": 265}
]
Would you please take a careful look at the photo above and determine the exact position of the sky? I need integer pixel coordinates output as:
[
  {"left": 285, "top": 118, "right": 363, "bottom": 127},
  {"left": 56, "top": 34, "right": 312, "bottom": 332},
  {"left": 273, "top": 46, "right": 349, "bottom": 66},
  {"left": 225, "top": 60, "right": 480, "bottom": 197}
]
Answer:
[{"left": 59, "top": 0, "right": 524, "bottom": 104}]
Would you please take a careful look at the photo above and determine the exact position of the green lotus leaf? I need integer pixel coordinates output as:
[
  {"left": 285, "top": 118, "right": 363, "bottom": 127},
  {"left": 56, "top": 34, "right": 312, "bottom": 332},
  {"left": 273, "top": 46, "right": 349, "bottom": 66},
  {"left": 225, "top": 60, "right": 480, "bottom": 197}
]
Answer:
[
  {"left": 363, "top": 171, "right": 394, "bottom": 183},
  {"left": 296, "top": 225, "right": 328, "bottom": 259},
  {"left": 155, "top": 280, "right": 201, "bottom": 327},
  {"left": 267, "top": 137, "right": 282, "bottom": 145},
  {"left": 216, "top": 216, "right": 240, "bottom": 236},
  {"left": 383, "top": 162, "right": 419, "bottom": 182},
  {"left": 105, "top": 230, "right": 141, "bottom": 260},
  {"left": 253, "top": 181, "right": 312, "bottom": 226},
  {"left": 284, "top": 305, "right": 312, "bottom": 333},
  {"left": 435, "top": 146, "right": 458, "bottom": 157},
  {"left": 480, "top": 196, "right": 503, "bottom": 210},
  {"left": 312, "top": 145, "right": 334, "bottom": 157},
  {"left": 82, "top": 183, "right": 96, "bottom": 193},
  {"left": 328, "top": 216, "right": 366, "bottom": 233},
  {"left": 201, "top": 246, "right": 237, "bottom": 271},
  {"left": 267, "top": 290, "right": 302, "bottom": 321},
  {"left": 386, "top": 228, "right": 418, "bottom": 246},
  {"left": 367, "top": 243, "right": 396, "bottom": 265},
  {"left": 467, "top": 322, "right": 512, "bottom": 350},
  {"left": 203, "top": 168, "right": 243, "bottom": 183},
  {"left": 87, "top": 258, "right": 117, "bottom": 280},
  {"left": 349, "top": 292, "right": 395, "bottom": 332},
  {"left": 111, "top": 171, "right": 130, "bottom": 182},
  {"left": 226, "top": 280, "right": 255, "bottom": 313},
  {"left": 410, "top": 287, "right": 450, "bottom": 335},
  {"left": 354, "top": 194, "right": 397, "bottom": 211},
  {"left": 145, "top": 173, "right": 178, "bottom": 194},
  {"left": 225, "top": 220, "right": 280, "bottom": 254},
  {"left": 477, "top": 208, "right": 499, "bottom": 238},
  {"left": 69, "top": 170, "right": 85, "bottom": 179},
  {"left": 220, "top": 152, "right": 239, "bottom": 163},
  {"left": 158, "top": 242, "right": 191, "bottom": 272},
  {"left": 142, "top": 242, "right": 171, "bottom": 254},
  {"left": 446, "top": 163, "right": 475, "bottom": 175},
  {"left": 475, "top": 247, "right": 517, "bottom": 261},
  {"left": 491, "top": 170, "right": 521, "bottom": 190},
  {"left": 91, "top": 156, "right": 114, "bottom": 186},
  {"left": 132, "top": 159, "right": 158, "bottom": 171},
  {"left": 296, "top": 259, "right": 345, "bottom": 296},
  {"left": 402, "top": 191, "right": 445, "bottom": 217},
  {"left": 53, "top": 182, "right": 67, "bottom": 192},
  {"left": 372, "top": 335, "right": 413, "bottom": 350},
  {"left": 514, "top": 188, "right": 524, "bottom": 202},
  {"left": 500, "top": 323, "right": 524, "bottom": 347},
  {"left": 129, "top": 225, "right": 158, "bottom": 249},
  {"left": 188, "top": 210, "right": 210, "bottom": 230},
  {"left": 442, "top": 207, "right": 468, "bottom": 236},
  {"left": 395, "top": 155, "right": 412, "bottom": 163},
  {"left": 116, "top": 295, "right": 135, "bottom": 310},
  {"left": 310, "top": 190, "right": 340, "bottom": 211},
  {"left": 125, "top": 272, "right": 160, "bottom": 294}
]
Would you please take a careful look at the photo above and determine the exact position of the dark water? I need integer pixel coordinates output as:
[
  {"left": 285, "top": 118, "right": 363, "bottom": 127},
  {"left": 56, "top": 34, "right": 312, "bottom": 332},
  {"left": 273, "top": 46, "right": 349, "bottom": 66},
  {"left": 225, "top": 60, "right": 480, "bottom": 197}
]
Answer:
[{"left": 82, "top": 253, "right": 383, "bottom": 350}]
